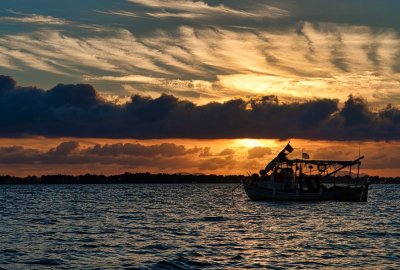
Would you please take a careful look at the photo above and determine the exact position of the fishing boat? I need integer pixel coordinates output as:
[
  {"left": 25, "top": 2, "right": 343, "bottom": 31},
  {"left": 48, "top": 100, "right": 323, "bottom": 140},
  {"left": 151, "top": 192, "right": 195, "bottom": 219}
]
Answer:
[{"left": 242, "top": 143, "right": 369, "bottom": 202}]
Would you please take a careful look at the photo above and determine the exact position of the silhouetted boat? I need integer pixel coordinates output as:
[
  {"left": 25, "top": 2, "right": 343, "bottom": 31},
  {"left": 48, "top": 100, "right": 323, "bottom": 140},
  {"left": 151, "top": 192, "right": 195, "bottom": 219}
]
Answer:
[{"left": 242, "top": 143, "right": 369, "bottom": 202}]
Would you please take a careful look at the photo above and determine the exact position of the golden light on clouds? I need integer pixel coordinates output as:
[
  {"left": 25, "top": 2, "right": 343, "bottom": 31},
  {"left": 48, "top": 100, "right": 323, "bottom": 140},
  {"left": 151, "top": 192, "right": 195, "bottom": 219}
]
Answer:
[
  {"left": 2, "top": 21, "right": 400, "bottom": 105},
  {"left": 0, "top": 137, "right": 398, "bottom": 177}
]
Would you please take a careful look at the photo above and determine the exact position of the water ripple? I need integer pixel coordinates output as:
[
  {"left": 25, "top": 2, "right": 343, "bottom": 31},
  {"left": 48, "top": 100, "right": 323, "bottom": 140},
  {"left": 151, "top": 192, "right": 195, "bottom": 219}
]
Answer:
[{"left": 0, "top": 184, "right": 399, "bottom": 269}]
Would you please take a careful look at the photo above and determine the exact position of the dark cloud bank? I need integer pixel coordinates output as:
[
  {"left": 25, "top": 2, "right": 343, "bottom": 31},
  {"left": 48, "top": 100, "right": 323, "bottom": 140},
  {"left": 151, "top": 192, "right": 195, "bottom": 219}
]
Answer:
[{"left": 1, "top": 75, "right": 399, "bottom": 140}]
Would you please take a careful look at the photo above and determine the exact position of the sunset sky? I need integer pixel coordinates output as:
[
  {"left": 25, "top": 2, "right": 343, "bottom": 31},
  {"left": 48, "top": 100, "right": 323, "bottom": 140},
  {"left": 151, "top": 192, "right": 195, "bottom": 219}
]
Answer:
[{"left": 0, "top": 0, "right": 399, "bottom": 177}]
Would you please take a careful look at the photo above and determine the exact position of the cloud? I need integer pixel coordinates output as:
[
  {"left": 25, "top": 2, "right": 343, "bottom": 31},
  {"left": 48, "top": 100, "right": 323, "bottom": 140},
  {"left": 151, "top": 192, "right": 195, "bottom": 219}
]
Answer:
[
  {"left": 286, "top": 0, "right": 400, "bottom": 30},
  {"left": 0, "top": 1, "right": 399, "bottom": 108},
  {"left": 0, "top": 75, "right": 399, "bottom": 140},
  {"left": 1, "top": 138, "right": 400, "bottom": 177},
  {"left": 392, "top": 50, "right": 400, "bottom": 73},
  {"left": 199, "top": 147, "right": 212, "bottom": 157},
  {"left": 0, "top": 75, "right": 16, "bottom": 91},
  {"left": 0, "top": 141, "right": 200, "bottom": 163},
  {"left": 218, "top": 148, "right": 235, "bottom": 156},
  {"left": 84, "top": 142, "right": 200, "bottom": 157},
  {"left": 0, "top": 140, "right": 236, "bottom": 175},
  {"left": 0, "top": 10, "right": 68, "bottom": 25},
  {"left": 94, "top": 10, "right": 142, "bottom": 18},
  {"left": 248, "top": 147, "right": 272, "bottom": 159},
  {"left": 198, "top": 157, "right": 235, "bottom": 171},
  {"left": 339, "top": 95, "right": 373, "bottom": 126},
  {"left": 0, "top": 51, "right": 19, "bottom": 70},
  {"left": 295, "top": 21, "right": 315, "bottom": 61},
  {"left": 85, "top": 74, "right": 217, "bottom": 102},
  {"left": 330, "top": 32, "right": 349, "bottom": 72},
  {"left": 146, "top": 11, "right": 205, "bottom": 19},
  {"left": 0, "top": 30, "right": 169, "bottom": 75},
  {"left": 48, "top": 141, "right": 80, "bottom": 156},
  {"left": 1, "top": 23, "right": 400, "bottom": 104},
  {"left": 127, "top": 0, "right": 288, "bottom": 19},
  {"left": 363, "top": 43, "right": 380, "bottom": 69}
]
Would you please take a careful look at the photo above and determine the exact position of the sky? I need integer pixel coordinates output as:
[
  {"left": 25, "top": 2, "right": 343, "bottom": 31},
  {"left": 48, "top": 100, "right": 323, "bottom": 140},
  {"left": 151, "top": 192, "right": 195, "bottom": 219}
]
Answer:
[{"left": 0, "top": 0, "right": 399, "bottom": 177}]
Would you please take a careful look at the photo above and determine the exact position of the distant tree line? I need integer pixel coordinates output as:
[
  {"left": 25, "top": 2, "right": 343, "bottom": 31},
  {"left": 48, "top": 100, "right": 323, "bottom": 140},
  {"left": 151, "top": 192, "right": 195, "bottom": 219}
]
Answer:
[
  {"left": 0, "top": 172, "right": 245, "bottom": 185},
  {"left": 0, "top": 173, "right": 398, "bottom": 185}
]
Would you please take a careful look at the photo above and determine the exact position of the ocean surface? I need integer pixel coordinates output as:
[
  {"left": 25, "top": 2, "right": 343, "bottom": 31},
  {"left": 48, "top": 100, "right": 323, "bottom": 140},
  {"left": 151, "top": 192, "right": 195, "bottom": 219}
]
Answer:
[{"left": 1, "top": 184, "right": 399, "bottom": 269}]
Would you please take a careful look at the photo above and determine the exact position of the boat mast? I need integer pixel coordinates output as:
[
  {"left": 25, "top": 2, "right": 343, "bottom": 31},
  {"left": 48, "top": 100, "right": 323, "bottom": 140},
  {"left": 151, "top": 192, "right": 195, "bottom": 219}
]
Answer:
[
  {"left": 356, "top": 144, "right": 361, "bottom": 188},
  {"left": 348, "top": 165, "right": 352, "bottom": 187}
]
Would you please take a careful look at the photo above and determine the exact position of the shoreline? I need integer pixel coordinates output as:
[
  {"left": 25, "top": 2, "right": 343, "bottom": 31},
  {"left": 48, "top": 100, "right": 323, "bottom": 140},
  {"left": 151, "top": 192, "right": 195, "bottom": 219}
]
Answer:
[{"left": 1, "top": 173, "right": 399, "bottom": 185}]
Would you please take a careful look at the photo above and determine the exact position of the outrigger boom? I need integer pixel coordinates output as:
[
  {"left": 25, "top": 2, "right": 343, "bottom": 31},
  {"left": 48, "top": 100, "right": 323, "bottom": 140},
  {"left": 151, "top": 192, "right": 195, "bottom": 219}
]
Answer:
[
  {"left": 291, "top": 156, "right": 364, "bottom": 177},
  {"left": 291, "top": 156, "right": 364, "bottom": 167}
]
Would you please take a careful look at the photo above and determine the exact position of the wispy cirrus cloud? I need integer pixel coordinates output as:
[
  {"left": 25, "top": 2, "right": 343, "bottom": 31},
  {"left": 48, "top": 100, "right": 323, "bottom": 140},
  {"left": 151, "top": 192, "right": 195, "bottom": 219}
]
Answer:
[
  {"left": 0, "top": 51, "right": 19, "bottom": 70},
  {"left": 0, "top": 10, "right": 69, "bottom": 25},
  {"left": 84, "top": 74, "right": 219, "bottom": 101},
  {"left": 0, "top": 30, "right": 170, "bottom": 75},
  {"left": 146, "top": 11, "right": 204, "bottom": 19},
  {"left": 1, "top": 4, "right": 400, "bottom": 105},
  {"left": 127, "top": 0, "right": 289, "bottom": 19},
  {"left": 94, "top": 10, "right": 143, "bottom": 18},
  {"left": 1, "top": 22, "right": 400, "bottom": 104}
]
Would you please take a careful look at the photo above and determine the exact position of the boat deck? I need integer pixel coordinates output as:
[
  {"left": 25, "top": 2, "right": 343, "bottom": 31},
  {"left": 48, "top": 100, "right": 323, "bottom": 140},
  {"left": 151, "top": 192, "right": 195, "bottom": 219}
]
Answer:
[{"left": 243, "top": 182, "right": 368, "bottom": 202}]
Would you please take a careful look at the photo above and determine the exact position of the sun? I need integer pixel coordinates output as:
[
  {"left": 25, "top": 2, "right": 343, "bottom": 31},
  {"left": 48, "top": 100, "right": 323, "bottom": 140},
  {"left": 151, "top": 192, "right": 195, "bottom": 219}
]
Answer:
[{"left": 235, "top": 139, "right": 264, "bottom": 148}]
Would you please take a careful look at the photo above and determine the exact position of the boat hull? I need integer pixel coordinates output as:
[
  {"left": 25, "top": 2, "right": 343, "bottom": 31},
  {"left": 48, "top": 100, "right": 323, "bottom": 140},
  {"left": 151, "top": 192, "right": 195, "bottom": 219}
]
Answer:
[{"left": 243, "top": 182, "right": 368, "bottom": 202}]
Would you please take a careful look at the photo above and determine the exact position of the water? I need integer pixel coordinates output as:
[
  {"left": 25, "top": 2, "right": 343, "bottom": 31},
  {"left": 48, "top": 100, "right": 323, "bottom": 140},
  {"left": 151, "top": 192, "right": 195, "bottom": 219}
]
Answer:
[{"left": 0, "top": 184, "right": 399, "bottom": 269}]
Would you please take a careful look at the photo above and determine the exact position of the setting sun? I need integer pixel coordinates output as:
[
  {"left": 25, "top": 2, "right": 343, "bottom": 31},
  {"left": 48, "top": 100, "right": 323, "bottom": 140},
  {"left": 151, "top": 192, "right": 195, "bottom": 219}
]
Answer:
[{"left": 234, "top": 139, "right": 267, "bottom": 148}]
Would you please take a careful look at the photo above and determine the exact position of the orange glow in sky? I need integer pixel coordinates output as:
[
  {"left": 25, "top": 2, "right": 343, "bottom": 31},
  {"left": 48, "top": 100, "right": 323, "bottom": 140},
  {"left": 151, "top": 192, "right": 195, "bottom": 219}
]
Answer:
[{"left": 0, "top": 137, "right": 398, "bottom": 177}]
